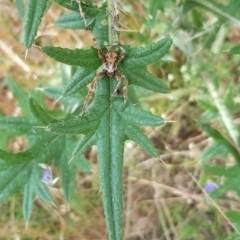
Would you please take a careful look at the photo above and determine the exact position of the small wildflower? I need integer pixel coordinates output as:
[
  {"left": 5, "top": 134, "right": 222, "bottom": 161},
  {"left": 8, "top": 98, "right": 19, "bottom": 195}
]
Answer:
[
  {"left": 204, "top": 180, "right": 217, "bottom": 193},
  {"left": 39, "top": 164, "right": 59, "bottom": 187}
]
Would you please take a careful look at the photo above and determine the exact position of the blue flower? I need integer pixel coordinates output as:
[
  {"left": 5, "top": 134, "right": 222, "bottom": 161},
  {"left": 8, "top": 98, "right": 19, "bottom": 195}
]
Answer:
[{"left": 204, "top": 180, "right": 216, "bottom": 193}]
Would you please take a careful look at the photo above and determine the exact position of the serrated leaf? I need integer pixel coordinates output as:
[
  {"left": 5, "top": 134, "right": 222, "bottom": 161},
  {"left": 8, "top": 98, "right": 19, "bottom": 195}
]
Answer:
[
  {"left": 122, "top": 68, "right": 170, "bottom": 93},
  {"left": 71, "top": 133, "right": 97, "bottom": 162},
  {"left": 56, "top": 11, "right": 87, "bottom": 29},
  {"left": 97, "top": 103, "right": 125, "bottom": 240},
  {"left": 29, "top": 97, "right": 55, "bottom": 124},
  {"left": 0, "top": 117, "right": 37, "bottom": 133},
  {"left": 7, "top": 78, "right": 31, "bottom": 117},
  {"left": 121, "top": 37, "right": 172, "bottom": 69},
  {"left": 42, "top": 46, "right": 101, "bottom": 68},
  {"left": 63, "top": 67, "right": 96, "bottom": 96},
  {"left": 34, "top": 177, "right": 53, "bottom": 204},
  {"left": 121, "top": 104, "right": 165, "bottom": 127},
  {"left": 125, "top": 125, "right": 159, "bottom": 157},
  {"left": 60, "top": 155, "right": 75, "bottom": 202},
  {"left": 23, "top": 0, "right": 49, "bottom": 48},
  {"left": 23, "top": 179, "right": 34, "bottom": 223},
  {"left": 75, "top": 156, "right": 91, "bottom": 172},
  {"left": 0, "top": 162, "right": 30, "bottom": 203},
  {"left": 47, "top": 115, "right": 99, "bottom": 134},
  {"left": 92, "top": 9, "right": 108, "bottom": 47}
]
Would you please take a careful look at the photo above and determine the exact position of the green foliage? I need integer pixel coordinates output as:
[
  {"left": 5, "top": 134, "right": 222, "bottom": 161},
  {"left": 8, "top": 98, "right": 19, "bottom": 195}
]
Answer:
[
  {"left": 2, "top": 1, "right": 172, "bottom": 240},
  {"left": 2, "top": 0, "right": 240, "bottom": 239}
]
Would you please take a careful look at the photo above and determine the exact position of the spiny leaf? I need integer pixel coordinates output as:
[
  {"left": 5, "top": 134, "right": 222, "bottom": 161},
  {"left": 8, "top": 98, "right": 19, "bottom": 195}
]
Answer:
[
  {"left": 29, "top": 97, "right": 55, "bottom": 124},
  {"left": 23, "top": 179, "right": 34, "bottom": 223},
  {"left": 97, "top": 104, "right": 125, "bottom": 240},
  {"left": 0, "top": 162, "right": 30, "bottom": 204},
  {"left": 0, "top": 117, "right": 37, "bottom": 133},
  {"left": 121, "top": 37, "right": 172, "bottom": 69},
  {"left": 125, "top": 125, "right": 159, "bottom": 157},
  {"left": 23, "top": 0, "right": 49, "bottom": 48},
  {"left": 71, "top": 133, "right": 97, "bottom": 161},
  {"left": 42, "top": 46, "right": 101, "bottom": 68},
  {"left": 56, "top": 12, "right": 89, "bottom": 29},
  {"left": 7, "top": 78, "right": 31, "bottom": 117},
  {"left": 47, "top": 115, "right": 99, "bottom": 134},
  {"left": 34, "top": 177, "right": 53, "bottom": 204},
  {"left": 63, "top": 68, "right": 96, "bottom": 96},
  {"left": 121, "top": 104, "right": 165, "bottom": 127},
  {"left": 122, "top": 68, "right": 170, "bottom": 93}
]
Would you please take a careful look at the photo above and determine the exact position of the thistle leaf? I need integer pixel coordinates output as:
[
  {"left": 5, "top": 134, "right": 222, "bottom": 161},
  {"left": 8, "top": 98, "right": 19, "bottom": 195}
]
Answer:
[
  {"left": 122, "top": 68, "right": 170, "bottom": 93},
  {"left": 125, "top": 125, "right": 159, "bottom": 157},
  {"left": 42, "top": 46, "right": 101, "bottom": 68},
  {"left": 23, "top": 0, "right": 49, "bottom": 48},
  {"left": 121, "top": 37, "right": 172, "bottom": 69}
]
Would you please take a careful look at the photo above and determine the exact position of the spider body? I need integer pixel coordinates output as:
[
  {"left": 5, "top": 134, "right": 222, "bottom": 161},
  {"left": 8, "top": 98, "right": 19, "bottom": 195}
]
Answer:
[
  {"left": 102, "top": 49, "right": 118, "bottom": 76},
  {"left": 82, "top": 46, "right": 128, "bottom": 113}
]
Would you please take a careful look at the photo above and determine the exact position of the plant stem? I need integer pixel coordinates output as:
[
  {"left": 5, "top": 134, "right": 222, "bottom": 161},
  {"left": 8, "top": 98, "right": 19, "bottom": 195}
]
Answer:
[{"left": 107, "top": 0, "right": 113, "bottom": 45}]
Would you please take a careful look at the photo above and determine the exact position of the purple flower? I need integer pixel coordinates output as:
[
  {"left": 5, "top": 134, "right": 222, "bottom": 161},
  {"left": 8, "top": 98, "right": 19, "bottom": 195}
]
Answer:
[
  {"left": 42, "top": 167, "right": 52, "bottom": 184},
  {"left": 204, "top": 180, "right": 216, "bottom": 193}
]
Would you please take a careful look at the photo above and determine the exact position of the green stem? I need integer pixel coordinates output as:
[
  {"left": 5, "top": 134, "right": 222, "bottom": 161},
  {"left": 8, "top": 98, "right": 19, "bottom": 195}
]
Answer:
[{"left": 107, "top": 0, "right": 113, "bottom": 45}]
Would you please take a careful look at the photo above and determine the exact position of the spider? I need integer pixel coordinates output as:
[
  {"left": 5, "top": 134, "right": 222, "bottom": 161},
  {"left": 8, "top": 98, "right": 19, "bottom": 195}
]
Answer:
[{"left": 82, "top": 46, "right": 128, "bottom": 113}]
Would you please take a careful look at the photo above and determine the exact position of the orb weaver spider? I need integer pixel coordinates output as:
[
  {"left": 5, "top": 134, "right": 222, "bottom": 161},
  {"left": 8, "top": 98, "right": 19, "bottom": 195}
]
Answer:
[{"left": 82, "top": 45, "right": 128, "bottom": 113}]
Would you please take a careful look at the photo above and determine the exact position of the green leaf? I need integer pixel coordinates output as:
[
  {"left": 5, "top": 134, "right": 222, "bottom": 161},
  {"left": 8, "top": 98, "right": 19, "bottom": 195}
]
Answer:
[
  {"left": 230, "top": 44, "right": 240, "bottom": 54},
  {"left": 23, "top": 178, "right": 34, "bottom": 223},
  {"left": 60, "top": 155, "right": 76, "bottom": 202},
  {"left": 29, "top": 97, "right": 55, "bottom": 124},
  {"left": 63, "top": 68, "right": 96, "bottom": 96},
  {"left": 7, "top": 78, "right": 31, "bottom": 117},
  {"left": 0, "top": 162, "right": 30, "bottom": 203},
  {"left": 122, "top": 68, "right": 170, "bottom": 93},
  {"left": 125, "top": 125, "right": 159, "bottom": 157},
  {"left": 23, "top": 0, "right": 49, "bottom": 48},
  {"left": 121, "top": 37, "right": 172, "bottom": 69},
  {"left": 97, "top": 102, "right": 125, "bottom": 240},
  {"left": 0, "top": 117, "right": 37, "bottom": 133},
  {"left": 56, "top": 11, "right": 88, "bottom": 29},
  {"left": 71, "top": 133, "right": 97, "bottom": 162},
  {"left": 47, "top": 115, "right": 99, "bottom": 134},
  {"left": 75, "top": 156, "right": 91, "bottom": 173},
  {"left": 34, "top": 177, "right": 53, "bottom": 204},
  {"left": 121, "top": 104, "right": 165, "bottom": 127},
  {"left": 42, "top": 46, "right": 101, "bottom": 68}
]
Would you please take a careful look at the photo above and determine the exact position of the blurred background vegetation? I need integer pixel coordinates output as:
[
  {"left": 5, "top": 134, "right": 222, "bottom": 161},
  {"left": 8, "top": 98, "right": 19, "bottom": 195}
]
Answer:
[{"left": 0, "top": 0, "right": 240, "bottom": 239}]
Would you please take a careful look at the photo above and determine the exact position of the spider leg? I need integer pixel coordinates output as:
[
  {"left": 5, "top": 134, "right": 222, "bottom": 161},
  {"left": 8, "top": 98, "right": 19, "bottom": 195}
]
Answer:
[
  {"left": 112, "top": 71, "right": 128, "bottom": 107},
  {"left": 116, "top": 46, "right": 125, "bottom": 65},
  {"left": 82, "top": 71, "right": 105, "bottom": 114}
]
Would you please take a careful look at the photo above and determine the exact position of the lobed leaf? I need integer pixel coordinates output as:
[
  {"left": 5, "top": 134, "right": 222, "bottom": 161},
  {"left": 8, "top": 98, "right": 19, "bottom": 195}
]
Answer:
[
  {"left": 7, "top": 78, "right": 32, "bottom": 117},
  {"left": 55, "top": 12, "right": 89, "bottom": 29},
  {"left": 29, "top": 97, "right": 55, "bottom": 124},
  {"left": 121, "top": 104, "right": 165, "bottom": 127},
  {"left": 0, "top": 117, "right": 37, "bottom": 133},
  {"left": 23, "top": 179, "right": 34, "bottom": 223},
  {"left": 42, "top": 46, "right": 101, "bottom": 68},
  {"left": 70, "top": 133, "right": 97, "bottom": 162},
  {"left": 125, "top": 125, "right": 159, "bottom": 157},
  {"left": 63, "top": 68, "right": 96, "bottom": 96},
  {"left": 23, "top": 0, "right": 49, "bottom": 48},
  {"left": 97, "top": 107, "right": 125, "bottom": 240},
  {"left": 0, "top": 162, "right": 30, "bottom": 204},
  {"left": 121, "top": 37, "right": 172, "bottom": 69},
  {"left": 122, "top": 68, "right": 170, "bottom": 93},
  {"left": 60, "top": 154, "right": 76, "bottom": 202}
]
